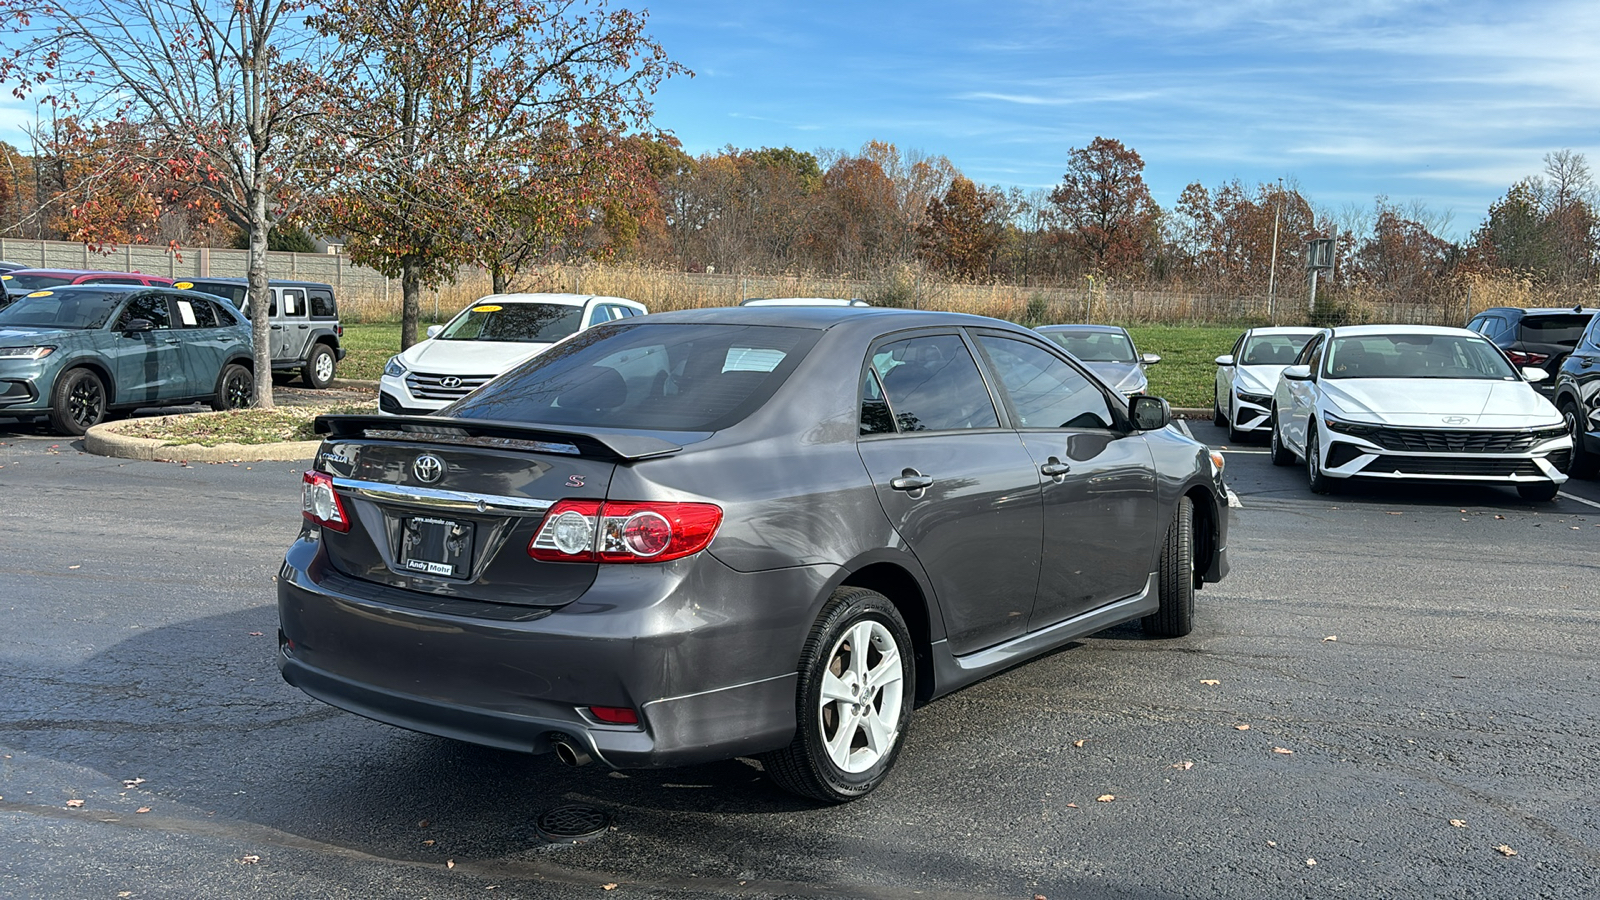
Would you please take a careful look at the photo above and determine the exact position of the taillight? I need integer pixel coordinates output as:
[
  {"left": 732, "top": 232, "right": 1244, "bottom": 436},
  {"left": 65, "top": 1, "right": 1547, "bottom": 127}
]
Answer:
[
  {"left": 1507, "top": 349, "right": 1549, "bottom": 366},
  {"left": 529, "top": 500, "right": 722, "bottom": 563},
  {"left": 301, "top": 470, "right": 351, "bottom": 533},
  {"left": 588, "top": 706, "right": 639, "bottom": 725}
]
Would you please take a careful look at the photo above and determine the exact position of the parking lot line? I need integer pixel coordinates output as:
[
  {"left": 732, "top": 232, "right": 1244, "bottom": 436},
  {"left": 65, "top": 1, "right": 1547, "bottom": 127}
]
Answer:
[{"left": 1559, "top": 492, "right": 1600, "bottom": 509}]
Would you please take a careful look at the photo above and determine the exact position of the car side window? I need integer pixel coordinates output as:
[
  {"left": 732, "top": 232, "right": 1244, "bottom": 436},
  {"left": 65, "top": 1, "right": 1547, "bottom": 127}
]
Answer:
[
  {"left": 868, "top": 333, "right": 1000, "bottom": 433},
  {"left": 280, "top": 288, "right": 307, "bottom": 319},
  {"left": 859, "top": 368, "right": 894, "bottom": 435},
  {"left": 308, "top": 288, "right": 337, "bottom": 320},
  {"left": 975, "top": 334, "right": 1115, "bottom": 430},
  {"left": 96, "top": 277, "right": 144, "bottom": 286},
  {"left": 115, "top": 294, "right": 173, "bottom": 330},
  {"left": 1296, "top": 333, "right": 1324, "bottom": 366},
  {"left": 1306, "top": 337, "right": 1326, "bottom": 374},
  {"left": 172, "top": 294, "right": 218, "bottom": 328},
  {"left": 1231, "top": 333, "right": 1247, "bottom": 359}
]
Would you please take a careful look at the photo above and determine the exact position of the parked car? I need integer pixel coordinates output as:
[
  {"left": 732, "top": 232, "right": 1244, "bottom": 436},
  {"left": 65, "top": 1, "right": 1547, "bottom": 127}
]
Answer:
[
  {"left": 740, "top": 297, "right": 871, "bottom": 307},
  {"left": 1466, "top": 306, "right": 1598, "bottom": 396},
  {"left": 0, "top": 261, "right": 26, "bottom": 274},
  {"left": 378, "top": 293, "right": 647, "bottom": 414},
  {"left": 183, "top": 277, "right": 346, "bottom": 388},
  {"left": 2, "top": 268, "right": 175, "bottom": 308},
  {"left": 1212, "top": 327, "right": 1319, "bottom": 442},
  {"left": 1034, "top": 324, "right": 1160, "bottom": 397},
  {"left": 1269, "top": 325, "right": 1570, "bottom": 501},
  {"left": 1552, "top": 311, "right": 1600, "bottom": 478},
  {"left": 280, "top": 307, "right": 1231, "bottom": 802},
  {"left": 0, "top": 284, "right": 255, "bottom": 435}
]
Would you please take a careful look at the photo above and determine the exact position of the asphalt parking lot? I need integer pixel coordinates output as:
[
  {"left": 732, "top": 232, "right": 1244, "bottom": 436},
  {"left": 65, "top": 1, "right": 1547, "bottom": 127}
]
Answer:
[{"left": 2, "top": 418, "right": 1597, "bottom": 899}]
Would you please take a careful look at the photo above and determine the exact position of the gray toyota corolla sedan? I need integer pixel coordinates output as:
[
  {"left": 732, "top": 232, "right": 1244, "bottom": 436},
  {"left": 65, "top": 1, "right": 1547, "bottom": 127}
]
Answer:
[{"left": 279, "top": 308, "right": 1231, "bottom": 802}]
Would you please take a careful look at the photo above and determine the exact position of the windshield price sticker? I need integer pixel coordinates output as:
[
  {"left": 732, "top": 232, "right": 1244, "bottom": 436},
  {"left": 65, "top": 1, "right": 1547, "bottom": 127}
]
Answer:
[{"left": 472, "top": 305, "right": 503, "bottom": 313}]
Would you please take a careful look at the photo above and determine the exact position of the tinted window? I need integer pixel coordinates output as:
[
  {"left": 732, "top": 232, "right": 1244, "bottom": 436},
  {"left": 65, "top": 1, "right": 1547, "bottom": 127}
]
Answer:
[
  {"left": 116, "top": 294, "right": 173, "bottom": 330},
  {"left": 870, "top": 334, "right": 999, "bottom": 432},
  {"left": 977, "top": 335, "right": 1115, "bottom": 429},
  {"left": 444, "top": 323, "right": 819, "bottom": 432},
  {"left": 172, "top": 294, "right": 218, "bottom": 328},
  {"left": 308, "top": 288, "right": 337, "bottom": 319},
  {"left": 93, "top": 277, "right": 144, "bottom": 286},
  {"left": 3, "top": 273, "right": 72, "bottom": 292},
  {"left": 1039, "top": 329, "right": 1136, "bottom": 363},
  {"left": 438, "top": 302, "right": 583, "bottom": 343},
  {"left": 860, "top": 369, "right": 894, "bottom": 435},
  {"left": 1520, "top": 314, "right": 1592, "bottom": 345},
  {"left": 189, "top": 282, "right": 248, "bottom": 307},
  {"left": 0, "top": 289, "right": 125, "bottom": 329}
]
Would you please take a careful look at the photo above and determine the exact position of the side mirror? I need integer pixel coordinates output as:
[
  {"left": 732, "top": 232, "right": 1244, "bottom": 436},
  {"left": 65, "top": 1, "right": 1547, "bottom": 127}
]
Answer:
[
  {"left": 426, "top": 325, "right": 444, "bottom": 339},
  {"left": 1522, "top": 367, "right": 1548, "bottom": 383},
  {"left": 1129, "top": 395, "right": 1171, "bottom": 431},
  {"left": 122, "top": 318, "right": 154, "bottom": 333},
  {"left": 1141, "top": 352, "right": 1162, "bottom": 366},
  {"left": 1214, "top": 354, "right": 1235, "bottom": 367},
  {"left": 1282, "top": 364, "right": 1313, "bottom": 382}
]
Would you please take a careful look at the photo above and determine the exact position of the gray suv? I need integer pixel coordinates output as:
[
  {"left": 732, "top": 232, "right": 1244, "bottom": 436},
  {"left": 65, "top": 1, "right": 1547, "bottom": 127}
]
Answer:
[{"left": 184, "top": 278, "right": 346, "bottom": 388}]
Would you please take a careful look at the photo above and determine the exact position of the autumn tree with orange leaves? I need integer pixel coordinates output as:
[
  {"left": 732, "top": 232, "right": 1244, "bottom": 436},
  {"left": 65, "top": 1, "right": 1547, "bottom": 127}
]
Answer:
[
  {"left": 1049, "top": 137, "right": 1161, "bottom": 279},
  {"left": 310, "top": 0, "right": 683, "bottom": 349}
]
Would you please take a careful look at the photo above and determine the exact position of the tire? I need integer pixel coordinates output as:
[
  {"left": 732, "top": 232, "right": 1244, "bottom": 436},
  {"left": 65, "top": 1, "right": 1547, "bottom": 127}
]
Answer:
[
  {"left": 302, "top": 343, "right": 337, "bottom": 389},
  {"left": 1269, "top": 408, "right": 1295, "bottom": 466},
  {"left": 760, "top": 587, "right": 915, "bottom": 803},
  {"left": 1560, "top": 400, "right": 1598, "bottom": 478},
  {"left": 48, "top": 368, "right": 108, "bottom": 437},
  {"left": 1226, "top": 396, "right": 1247, "bottom": 444},
  {"left": 1212, "top": 388, "right": 1226, "bottom": 427},
  {"left": 1305, "top": 425, "right": 1337, "bottom": 494},
  {"left": 1143, "top": 495, "right": 1195, "bottom": 638},
  {"left": 211, "top": 363, "right": 255, "bottom": 411},
  {"left": 1517, "top": 481, "right": 1561, "bottom": 502}
]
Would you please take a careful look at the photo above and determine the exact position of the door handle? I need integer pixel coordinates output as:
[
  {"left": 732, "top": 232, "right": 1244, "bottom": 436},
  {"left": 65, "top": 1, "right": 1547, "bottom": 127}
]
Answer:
[
  {"left": 270, "top": 324, "right": 283, "bottom": 330},
  {"left": 1581, "top": 357, "right": 1594, "bottom": 368},
  {"left": 297, "top": 324, "right": 309, "bottom": 329},
  {"left": 889, "top": 470, "right": 934, "bottom": 492},
  {"left": 1040, "top": 460, "right": 1071, "bottom": 478}
]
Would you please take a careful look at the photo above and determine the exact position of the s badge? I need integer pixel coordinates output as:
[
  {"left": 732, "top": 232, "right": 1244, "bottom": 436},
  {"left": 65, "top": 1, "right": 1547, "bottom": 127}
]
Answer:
[{"left": 566, "top": 474, "right": 586, "bottom": 488}]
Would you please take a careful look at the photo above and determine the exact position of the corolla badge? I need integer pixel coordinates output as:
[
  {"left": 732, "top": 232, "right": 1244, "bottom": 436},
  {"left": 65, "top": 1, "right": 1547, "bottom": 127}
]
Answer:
[
  {"left": 439, "top": 376, "right": 463, "bottom": 389},
  {"left": 413, "top": 453, "right": 445, "bottom": 484},
  {"left": 1441, "top": 416, "right": 1471, "bottom": 425}
]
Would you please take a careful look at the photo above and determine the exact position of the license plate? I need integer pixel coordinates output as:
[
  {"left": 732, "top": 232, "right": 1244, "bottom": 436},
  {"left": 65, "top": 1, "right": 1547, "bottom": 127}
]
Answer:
[{"left": 400, "top": 516, "right": 474, "bottom": 579}]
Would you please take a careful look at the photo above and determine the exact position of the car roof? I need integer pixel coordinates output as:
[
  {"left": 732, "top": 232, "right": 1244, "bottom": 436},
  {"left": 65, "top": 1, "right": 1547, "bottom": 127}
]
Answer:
[
  {"left": 633, "top": 305, "right": 1034, "bottom": 335},
  {"left": 739, "top": 297, "right": 871, "bottom": 307},
  {"left": 183, "top": 276, "right": 334, "bottom": 289},
  {"left": 464, "top": 292, "right": 641, "bottom": 308},
  {"left": 13, "top": 282, "right": 150, "bottom": 293},
  {"left": 1329, "top": 324, "right": 1481, "bottom": 338},
  {"left": 1034, "top": 323, "right": 1127, "bottom": 334},
  {"left": 4, "top": 268, "right": 169, "bottom": 279},
  {"left": 1479, "top": 306, "right": 1598, "bottom": 316},
  {"left": 1245, "top": 326, "right": 1320, "bottom": 336}
]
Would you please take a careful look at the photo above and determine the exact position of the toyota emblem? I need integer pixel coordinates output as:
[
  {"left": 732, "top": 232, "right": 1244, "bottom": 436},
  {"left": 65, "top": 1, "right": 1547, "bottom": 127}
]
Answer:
[
  {"left": 439, "top": 376, "right": 463, "bottom": 389},
  {"left": 413, "top": 453, "right": 445, "bottom": 484}
]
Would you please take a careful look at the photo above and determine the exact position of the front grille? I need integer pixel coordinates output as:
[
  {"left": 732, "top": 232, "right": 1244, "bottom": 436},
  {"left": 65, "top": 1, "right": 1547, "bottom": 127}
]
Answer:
[
  {"left": 1365, "top": 426, "right": 1564, "bottom": 454},
  {"left": 1549, "top": 449, "right": 1572, "bottom": 471},
  {"left": 1367, "top": 455, "right": 1542, "bottom": 477},
  {"left": 404, "top": 371, "right": 496, "bottom": 401}
]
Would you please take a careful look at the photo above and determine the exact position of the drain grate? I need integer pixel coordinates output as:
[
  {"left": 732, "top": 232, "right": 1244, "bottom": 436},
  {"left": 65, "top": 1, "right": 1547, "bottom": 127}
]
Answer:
[{"left": 535, "top": 805, "right": 611, "bottom": 844}]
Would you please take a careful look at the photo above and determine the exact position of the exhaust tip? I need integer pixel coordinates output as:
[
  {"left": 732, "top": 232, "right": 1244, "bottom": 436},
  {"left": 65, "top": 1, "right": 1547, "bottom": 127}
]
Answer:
[{"left": 551, "top": 735, "right": 593, "bottom": 767}]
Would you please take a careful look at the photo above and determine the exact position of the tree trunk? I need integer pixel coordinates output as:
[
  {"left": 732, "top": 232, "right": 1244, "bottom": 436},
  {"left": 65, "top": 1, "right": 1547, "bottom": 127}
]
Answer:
[
  {"left": 400, "top": 260, "right": 422, "bottom": 350},
  {"left": 247, "top": 189, "right": 275, "bottom": 410},
  {"left": 491, "top": 262, "right": 508, "bottom": 294}
]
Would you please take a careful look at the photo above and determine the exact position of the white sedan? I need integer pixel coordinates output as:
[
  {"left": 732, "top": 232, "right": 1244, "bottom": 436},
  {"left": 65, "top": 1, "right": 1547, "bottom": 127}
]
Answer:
[
  {"left": 1269, "top": 325, "right": 1572, "bottom": 501},
  {"left": 379, "top": 293, "right": 647, "bottom": 414},
  {"left": 1213, "top": 326, "right": 1319, "bottom": 442}
]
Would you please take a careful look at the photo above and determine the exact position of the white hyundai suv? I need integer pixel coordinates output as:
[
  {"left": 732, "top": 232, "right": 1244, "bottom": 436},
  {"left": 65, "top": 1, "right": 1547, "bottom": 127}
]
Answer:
[{"left": 379, "top": 293, "right": 647, "bottom": 414}]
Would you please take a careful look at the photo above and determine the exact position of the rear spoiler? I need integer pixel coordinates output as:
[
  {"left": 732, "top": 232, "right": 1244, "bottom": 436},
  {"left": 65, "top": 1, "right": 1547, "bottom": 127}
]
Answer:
[{"left": 314, "top": 414, "right": 683, "bottom": 461}]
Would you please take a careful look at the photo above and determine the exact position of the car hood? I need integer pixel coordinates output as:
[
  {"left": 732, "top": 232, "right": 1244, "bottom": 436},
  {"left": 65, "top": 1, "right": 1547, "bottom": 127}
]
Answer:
[
  {"left": 1234, "top": 365, "right": 1287, "bottom": 395},
  {"left": 1085, "top": 361, "right": 1146, "bottom": 393},
  {"left": 1321, "top": 379, "right": 1560, "bottom": 427},
  {"left": 0, "top": 326, "right": 81, "bottom": 345},
  {"left": 398, "top": 338, "right": 555, "bottom": 374}
]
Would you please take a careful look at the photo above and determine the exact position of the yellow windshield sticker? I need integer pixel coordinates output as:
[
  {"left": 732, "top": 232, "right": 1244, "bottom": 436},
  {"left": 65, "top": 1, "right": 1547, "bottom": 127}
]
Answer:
[
  {"left": 472, "top": 304, "right": 502, "bottom": 313},
  {"left": 174, "top": 281, "right": 194, "bottom": 289},
  {"left": 1, "top": 274, "right": 11, "bottom": 280},
  {"left": 26, "top": 290, "right": 53, "bottom": 297}
]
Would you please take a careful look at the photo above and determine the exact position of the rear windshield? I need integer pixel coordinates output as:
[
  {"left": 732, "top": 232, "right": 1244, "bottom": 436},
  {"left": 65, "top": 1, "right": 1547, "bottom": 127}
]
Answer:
[
  {"left": 1040, "top": 330, "right": 1135, "bottom": 363},
  {"left": 1520, "top": 314, "right": 1593, "bottom": 345},
  {"left": 1240, "top": 333, "right": 1312, "bottom": 365},
  {"left": 443, "top": 322, "right": 819, "bottom": 431},
  {"left": 0, "top": 289, "right": 127, "bottom": 329},
  {"left": 3, "top": 273, "right": 72, "bottom": 292},
  {"left": 438, "top": 302, "right": 583, "bottom": 343}
]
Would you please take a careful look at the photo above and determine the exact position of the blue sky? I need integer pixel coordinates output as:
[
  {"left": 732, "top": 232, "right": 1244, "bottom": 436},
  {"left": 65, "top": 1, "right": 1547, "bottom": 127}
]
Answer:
[{"left": 645, "top": 0, "right": 1600, "bottom": 238}]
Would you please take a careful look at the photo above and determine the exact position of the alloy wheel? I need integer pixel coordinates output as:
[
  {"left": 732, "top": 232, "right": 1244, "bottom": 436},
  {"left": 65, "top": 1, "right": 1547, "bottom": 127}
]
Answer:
[{"left": 817, "top": 620, "right": 905, "bottom": 774}]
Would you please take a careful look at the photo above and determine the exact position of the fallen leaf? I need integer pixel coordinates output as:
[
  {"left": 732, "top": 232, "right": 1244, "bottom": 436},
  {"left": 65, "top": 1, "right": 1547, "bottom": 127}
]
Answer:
[
  {"left": 1495, "top": 845, "right": 1517, "bottom": 857},
  {"left": 447, "top": 859, "right": 455, "bottom": 869},
  {"left": 238, "top": 855, "right": 260, "bottom": 865},
  {"left": 122, "top": 778, "right": 145, "bottom": 788},
  {"left": 248, "top": 632, "right": 264, "bottom": 637},
  {"left": 1449, "top": 819, "right": 1466, "bottom": 828},
  {"left": 1096, "top": 794, "right": 1115, "bottom": 803},
  {"left": 422, "top": 839, "right": 436, "bottom": 846},
  {"left": 1235, "top": 724, "right": 1250, "bottom": 731},
  {"left": 136, "top": 807, "right": 151, "bottom": 814},
  {"left": 418, "top": 819, "right": 430, "bottom": 828},
  {"left": 1171, "top": 760, "right": 1194, "bottom": 770},
  {"left": 1266, "top": 840, "right": 1277, "bottom": 847},
  {"left": 1073, "top": 739, "right": 1086, "bottom": 748},
  {"left": 1494, "top": 515, "right": 1505, "bottom": 520},
  {"left": 1200, "top": 679, "right": 1220, "bottom": 685},
  {"left": 1387, "top": 511, "right": 1403, "bottom": 515},
  {"left": 1272, "top": 747, "right": 1294, "bottom": 755},
  {"left": 119, "top": 893, "right": 132, "bottom": 898},
  {"left": 602, "top": 885, "right": 618, "bottom": 892},
  {"left": 1323, "top": 635, "right": 1338, "bottom": 642},
  {"left": 68, "top": 565, "right": 80, "bottom": 570},
  {"left": 1035, "top": 895, "right": 1047, "bottom": 900},
  {"left": 1306, "top": 858, "right": 1317, "bottom": 866},
  {"left": 65, "top": 799, "right": 85, "bottom": 808},
  {"left": 1065, "top": 802, "right": 1078, "bottom": 808}
]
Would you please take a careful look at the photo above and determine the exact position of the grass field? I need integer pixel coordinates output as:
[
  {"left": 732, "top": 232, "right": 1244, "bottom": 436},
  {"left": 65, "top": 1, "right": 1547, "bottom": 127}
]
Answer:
[{"left": 337, "top": 322, "right": 1244, "bottom": 411}]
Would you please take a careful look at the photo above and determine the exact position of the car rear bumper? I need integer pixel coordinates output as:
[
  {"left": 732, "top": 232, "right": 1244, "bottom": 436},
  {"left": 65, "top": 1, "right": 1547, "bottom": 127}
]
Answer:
[{"left": 277, "top": 535, "right": 832, "bottom": 768}]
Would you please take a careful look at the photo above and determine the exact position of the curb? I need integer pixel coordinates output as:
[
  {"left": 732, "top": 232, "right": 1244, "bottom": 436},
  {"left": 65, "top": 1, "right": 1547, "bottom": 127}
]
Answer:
[
  {"left": 330, "top": 378, "right": 380, "bottom": 390},
  {"left": 85, "top": 414, "right": 320, "bottom": 463},
  {"left": 1171, "top": 407, "right": 1209, "bottom": 419}
]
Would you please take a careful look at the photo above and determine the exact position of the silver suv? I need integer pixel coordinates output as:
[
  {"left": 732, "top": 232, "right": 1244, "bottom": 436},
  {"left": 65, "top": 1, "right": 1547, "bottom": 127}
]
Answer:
[{"left": 184, "top": 278, "right": 346, "bottom": 388}]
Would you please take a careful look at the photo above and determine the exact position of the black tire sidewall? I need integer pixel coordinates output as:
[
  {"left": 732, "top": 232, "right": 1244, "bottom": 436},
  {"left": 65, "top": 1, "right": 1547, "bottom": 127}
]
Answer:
[
  {"left": 213, "top": 364, "right": 254, "bottom": 411},
  {"left": 49, "top": 368, "right": 106, "bottom": 436},
  {"left": 303, "top": 344, "right": 335, "bottom": 389},
  {"left": 1144, "top": 496, "right": 1194, "bottom": 637}
]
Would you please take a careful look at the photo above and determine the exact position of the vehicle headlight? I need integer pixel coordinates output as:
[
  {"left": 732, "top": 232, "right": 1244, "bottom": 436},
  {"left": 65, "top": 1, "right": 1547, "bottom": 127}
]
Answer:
[
  {"left": 1323, "top": 412, "right": 1377, "bottom": 436},
  {"left": 1236, "top": 390, "right": 1272, "bottom": 407},
  {"left": 0, "top": 346, "right": 56, "bottom": 360},
  {"left": 383, "top": 355, "right": 408, "bottom": 378}
]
